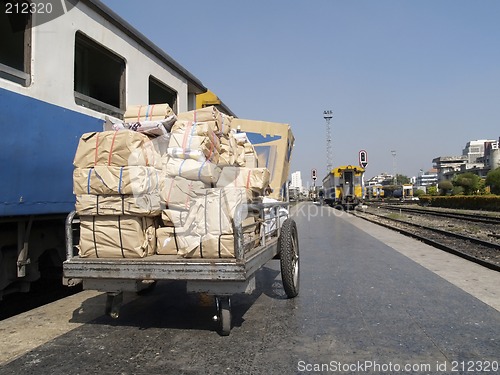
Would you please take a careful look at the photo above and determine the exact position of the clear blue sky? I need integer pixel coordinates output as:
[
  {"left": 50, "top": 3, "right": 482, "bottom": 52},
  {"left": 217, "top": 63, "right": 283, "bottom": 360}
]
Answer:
[{"left": 101, "top": 0, "right": 500, "bottom": 185}]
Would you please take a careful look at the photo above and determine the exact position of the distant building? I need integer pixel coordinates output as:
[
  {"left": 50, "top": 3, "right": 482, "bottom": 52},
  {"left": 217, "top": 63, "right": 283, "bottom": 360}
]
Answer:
[
  {"left": 462, "top": 139, "right": 496, "bottom": 164},
  {"left": 290, "top": 171, "right": 303, "bottom": 193},
  {"left": 366, "top": 173, "right": 393, "bottom": 186},
  {"left": 484, "top": 140, "right": 500, "bottom": 170},
  {"left": 434, "top": 138, "right": 498, "bottom": 180},
  {"left": 432, "top": 156, "right": 467, "bottom": 181},
  {"left": 415, "top": 169, "right": 438, "bottom": 192}
]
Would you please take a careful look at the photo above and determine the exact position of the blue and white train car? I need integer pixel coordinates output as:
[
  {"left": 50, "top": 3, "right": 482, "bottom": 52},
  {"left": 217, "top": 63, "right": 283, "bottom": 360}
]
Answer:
[{"left": 0, "top": 0, "right": 208, "bottom": 298}]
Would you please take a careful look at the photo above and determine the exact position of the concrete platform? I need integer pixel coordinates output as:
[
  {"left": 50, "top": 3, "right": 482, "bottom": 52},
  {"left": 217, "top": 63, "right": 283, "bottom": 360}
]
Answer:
[{"left": 0, "top": 202, "right": 498, "bottom": 374}]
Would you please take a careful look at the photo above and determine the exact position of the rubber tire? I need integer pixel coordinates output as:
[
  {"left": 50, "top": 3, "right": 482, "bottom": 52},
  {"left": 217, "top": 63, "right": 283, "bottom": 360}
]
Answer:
[
  {"left": 279, "top": 218, "right": 300, "bottom": 298},
  {"left": 218, "top": 297, "right": 231, "bottom": 336}
]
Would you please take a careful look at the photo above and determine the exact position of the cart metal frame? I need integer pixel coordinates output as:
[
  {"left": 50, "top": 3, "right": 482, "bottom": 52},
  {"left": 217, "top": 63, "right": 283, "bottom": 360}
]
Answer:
[{"left": 63, "top": 201, "right": 299, "bottom": 335}]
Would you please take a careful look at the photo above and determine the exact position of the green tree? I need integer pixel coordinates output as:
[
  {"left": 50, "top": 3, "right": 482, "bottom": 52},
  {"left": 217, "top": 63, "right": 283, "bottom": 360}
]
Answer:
[
  {"left": 478, "top": 179, "right": 487, "bottom": 195},
  {"left": 427, "top": 185, "right": 438, "bottom": 196},
  {"left": 396, "top": 174, "right": 410, "bottom": 184},
  {"left": 438, "top": 180, "right": 453, "bottom": 195},
  {"left": 452, "top": 172, "right": 481, "bottom": 195},
  {"left": 486, "top": 168, "right": 500, "bottom": 195},
  {"left": 414, "top": 189, "right": 425, "bottom": 197}
]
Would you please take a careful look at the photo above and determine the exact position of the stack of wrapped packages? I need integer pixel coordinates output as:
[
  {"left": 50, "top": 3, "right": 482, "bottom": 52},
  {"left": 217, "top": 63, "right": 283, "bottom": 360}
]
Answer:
[
  {"left": 73, "top": 104, "right": 271, "bottom": 259},
  {"left": 158, "top": 106, "right": 270, "bottom": 258},
  {"left": 73, "top": 104, "right": 173, "bottom": 258}
]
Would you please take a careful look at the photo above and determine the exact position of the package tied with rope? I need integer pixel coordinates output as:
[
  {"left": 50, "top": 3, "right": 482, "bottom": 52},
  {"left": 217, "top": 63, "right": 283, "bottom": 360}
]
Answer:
[
  {"left": 79, "top": 216, "right": 157, "bottom": 258},
  {"left": 73, "top": 130, "right": 163, "bottom": 169}
]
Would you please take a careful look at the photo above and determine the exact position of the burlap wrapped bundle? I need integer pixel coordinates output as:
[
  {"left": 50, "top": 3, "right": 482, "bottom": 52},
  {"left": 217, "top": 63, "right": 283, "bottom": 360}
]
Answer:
[
  {"left": 161, "top": 176, "right": 207, "bottom": 211},
  {"left": 75, "top": 193, "right": 162, "bottom": 217},
  {"left": 216, "top": 167, "right": 270, "bottom": 200},
  {"left": 73, "top": 166, "right": 161, "bottom": 196},
  {"left": 176, "top": 106, "right": 232, "bottom": 136},
  {"left": 124, "top": 103, "right": 175, "bottom": 122},
  {"left": 73, "top": 130, "right": 162, "bottom": 169},
  {"left": 79, "top": 216, "right": 157, "bottom": 258},
  {"left": 163, "top": 157, "right": 221, "bottom": 185}
]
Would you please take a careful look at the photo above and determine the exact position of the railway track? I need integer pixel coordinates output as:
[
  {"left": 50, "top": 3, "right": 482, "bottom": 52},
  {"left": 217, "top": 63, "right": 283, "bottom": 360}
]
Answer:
[
  {"left": 383, "top": 205, "right": 500, "bottom": 225},
  {"left": 353, "top": 208, "right": 500, "bottom": 272}
]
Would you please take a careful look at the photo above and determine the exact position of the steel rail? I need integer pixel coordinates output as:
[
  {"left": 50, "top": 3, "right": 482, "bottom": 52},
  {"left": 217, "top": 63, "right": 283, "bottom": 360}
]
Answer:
[
  {"left": 353, "top": 210, "right": 500, "bottom": 272},
  {"left": 383, "top": 205, "right": 500, "bottom": 225}
]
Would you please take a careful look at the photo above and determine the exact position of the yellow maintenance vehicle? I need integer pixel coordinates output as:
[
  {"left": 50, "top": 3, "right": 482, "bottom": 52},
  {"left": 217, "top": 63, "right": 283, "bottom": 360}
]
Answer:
[{"left": 322, "top": 165, "right": 365, "bottom": 209}]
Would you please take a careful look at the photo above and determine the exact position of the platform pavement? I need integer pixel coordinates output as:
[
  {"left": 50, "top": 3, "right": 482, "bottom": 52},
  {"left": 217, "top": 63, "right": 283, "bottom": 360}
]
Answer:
[
  {"left": 0, "top": 202, "right": 498, "bottom": 374},
  {"left": 333, "top": 205, "right": 500, "bottom": 312}
]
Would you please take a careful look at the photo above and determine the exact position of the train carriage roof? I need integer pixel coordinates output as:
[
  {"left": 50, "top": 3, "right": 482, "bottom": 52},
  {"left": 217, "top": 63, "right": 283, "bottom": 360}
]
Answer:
[{"left": 86, "top": 0, "right": 207, "bottom": 94}]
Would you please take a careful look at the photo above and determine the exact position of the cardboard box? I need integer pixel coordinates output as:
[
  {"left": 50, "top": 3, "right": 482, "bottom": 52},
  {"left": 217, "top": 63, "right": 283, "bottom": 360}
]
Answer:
[{"left": 231, "top": 119, "right": 294, "bottom": 200}]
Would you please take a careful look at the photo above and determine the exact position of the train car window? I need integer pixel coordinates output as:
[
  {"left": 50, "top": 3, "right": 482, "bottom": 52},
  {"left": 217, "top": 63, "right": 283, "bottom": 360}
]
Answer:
[
  {"left": 74, "top": 32, "right": 125, "bottom": 118},
  {"left": 0, "top": 0, "right": 31, "bottom": 86},
  {"left": 149, "top": 76, "right": 177, "bottom": 113}
]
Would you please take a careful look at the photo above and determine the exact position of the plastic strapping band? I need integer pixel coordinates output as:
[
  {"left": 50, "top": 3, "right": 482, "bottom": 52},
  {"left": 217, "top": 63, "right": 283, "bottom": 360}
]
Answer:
[
  {"left": 149, "top": 104, "right": 155, "bottom": 120},
  {"left": 218, "top": 234, "right": 222, "bottom": 258},
  {"left": 173, "top": 226, "right": 179, "bottom": 254},
  {"left": 206, "top": 134, "right": 215, "bottom": 161},
  {"left": 146, "top": 168, "right": 151, "bottom": 193},
  {"left": 108, "top": 131, "right": 119, "bottom": 166},
  {"left": 179, "top": 159, "right": 187, "bottom": 177},
  {"left": 94, "top": 133, "right": 100, "bottom": 166},
  {"left": 87, "top": 168, "right": 93, "bottom": 194},
  {"left": 198, "top": 160, "right": 207, "bottom": 181},
  {"left": 185, "top": 181, "right": 192, "bottom": 210},
  {"left": 182, "top": 122, "right": 192, "bottom": 150},
  {"left": 166, "top": 179, "right": 175, "bottom": 206},
  {"left": 121, "top": 195, "right": 125, "bottom": 215},
  {"left": 137, "top": 105, "right": 142, "bottom": 122},
  {"left": 246, "top": 170, "right": 252, "bottom": 189},
  {"left": 118, "top": 216, "right": 125, "bottom": 258},
  {"left": 118, "top": 167, "right": 124, "bottom": 194},
  {"left": 92, "top": 217, "right": 99, "bottom": 258},
  {"left": 145, "top": 105, "right": 150, "bottom": 121}
]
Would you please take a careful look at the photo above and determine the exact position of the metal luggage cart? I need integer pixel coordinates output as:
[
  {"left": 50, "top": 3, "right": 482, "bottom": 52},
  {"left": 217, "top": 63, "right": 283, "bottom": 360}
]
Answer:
[{"left": 63, "top": 201, "right": 299, "bottom": 336}]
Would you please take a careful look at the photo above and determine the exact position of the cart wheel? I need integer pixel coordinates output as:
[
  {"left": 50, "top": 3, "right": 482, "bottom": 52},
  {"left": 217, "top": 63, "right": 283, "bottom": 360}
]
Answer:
[
  {"left": 215, "top": 296, "right": 231, "bottom": 336},
  {"left": 279, "top": 218, "right": 300, "bottom": 298},
  {"left": 105, "top": 292, "right": 123, "bottom": 319}
]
